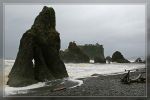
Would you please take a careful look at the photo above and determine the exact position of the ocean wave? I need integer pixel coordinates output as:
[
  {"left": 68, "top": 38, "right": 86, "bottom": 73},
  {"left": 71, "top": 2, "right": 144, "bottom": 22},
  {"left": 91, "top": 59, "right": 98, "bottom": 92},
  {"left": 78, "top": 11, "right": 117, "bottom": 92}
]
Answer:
[
  {"left": 5, "top": 77, "right": 84, "bottom": 96},
  {"left": 4, "top": 60, "right": 145, "bottom": 96},
  {"left": 5, "top": 82, "right": 46, "bottom": 96}
]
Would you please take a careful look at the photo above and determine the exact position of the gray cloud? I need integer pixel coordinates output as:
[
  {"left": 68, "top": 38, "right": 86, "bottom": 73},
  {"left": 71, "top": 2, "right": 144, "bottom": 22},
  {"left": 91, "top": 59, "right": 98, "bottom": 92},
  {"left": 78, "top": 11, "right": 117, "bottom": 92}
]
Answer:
[{"left": 4, "top": 4, "right": 145, "bottom": 60}]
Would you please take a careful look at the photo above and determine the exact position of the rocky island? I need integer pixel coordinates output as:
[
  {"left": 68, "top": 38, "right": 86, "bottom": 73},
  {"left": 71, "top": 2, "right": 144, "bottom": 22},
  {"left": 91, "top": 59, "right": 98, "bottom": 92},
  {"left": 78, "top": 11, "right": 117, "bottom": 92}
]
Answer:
[
  {"left": 7, "top": 6, "right": 68, "bottom": 87},
  {"left": 79, "top": 43, "right": 106, "bottom": 63},
  {"left": 60, "top": 42, "right": 90, "bottom": 63},
  {"left": 111, "top": 51, "right": 130, "bottom": 63}
]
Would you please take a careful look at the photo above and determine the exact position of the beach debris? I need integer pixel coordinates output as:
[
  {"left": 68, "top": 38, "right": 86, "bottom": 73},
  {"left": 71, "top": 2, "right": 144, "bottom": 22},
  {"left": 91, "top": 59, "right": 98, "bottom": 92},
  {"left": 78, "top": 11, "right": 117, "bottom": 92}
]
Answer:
[
  {"left": 120, "top": 69, "right": 146, "bottom": 84},
  {"left": 130, "top": 73, "right": 146, "bottom": 83},
  {"left": 91, "top": 73, "right": 100, "bottom": 77},
  {"left": 52, "top": 86, "right": 66, "bottom": 92},
  {"left": 7, "top": 6, "right": 68, "bottom": 87},
  {"left": 120, "top": 70, "right": 130, "bottom": 84}
]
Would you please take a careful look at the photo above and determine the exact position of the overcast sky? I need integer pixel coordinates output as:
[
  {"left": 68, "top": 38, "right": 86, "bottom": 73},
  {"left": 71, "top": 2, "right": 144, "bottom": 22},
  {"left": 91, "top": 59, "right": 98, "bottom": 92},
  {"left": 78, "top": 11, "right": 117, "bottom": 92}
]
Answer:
[{"left": 4, "top": 4, "right": 145, "bottom": 60}]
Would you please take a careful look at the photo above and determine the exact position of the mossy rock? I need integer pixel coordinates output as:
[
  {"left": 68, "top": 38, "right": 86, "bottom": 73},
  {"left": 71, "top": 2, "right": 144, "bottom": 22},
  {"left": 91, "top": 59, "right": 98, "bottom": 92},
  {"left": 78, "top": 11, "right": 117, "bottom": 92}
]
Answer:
[{"left": 7, "top": 6, "right": 68, "bottom": 87}]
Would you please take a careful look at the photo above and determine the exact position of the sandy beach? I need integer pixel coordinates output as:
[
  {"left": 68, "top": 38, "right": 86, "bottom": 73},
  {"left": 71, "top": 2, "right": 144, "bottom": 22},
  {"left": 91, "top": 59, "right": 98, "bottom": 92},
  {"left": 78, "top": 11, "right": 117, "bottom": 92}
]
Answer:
[{"left": 9, "top": 69, "right": 146, "bottom": 97}]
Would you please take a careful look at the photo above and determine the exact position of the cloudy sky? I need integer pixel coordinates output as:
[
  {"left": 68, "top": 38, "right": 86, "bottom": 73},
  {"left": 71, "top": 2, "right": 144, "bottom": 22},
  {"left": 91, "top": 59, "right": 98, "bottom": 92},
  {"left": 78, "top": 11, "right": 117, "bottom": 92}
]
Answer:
[{"left": 4, "top": 4, "right": 145, "bottom": 60}]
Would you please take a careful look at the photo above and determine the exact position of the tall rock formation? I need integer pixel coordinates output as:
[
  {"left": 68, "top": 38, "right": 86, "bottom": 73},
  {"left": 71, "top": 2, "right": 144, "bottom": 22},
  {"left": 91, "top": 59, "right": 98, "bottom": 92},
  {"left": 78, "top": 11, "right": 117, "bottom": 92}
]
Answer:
[
  {"left": 112, "top": 51, "right": 130, "bottom": 63},
  {"left": 60, "top": 42, "right": 90, "bottom": 63},
  {"left": 7, "top": 6, "right": 68, "bottom": 87}
]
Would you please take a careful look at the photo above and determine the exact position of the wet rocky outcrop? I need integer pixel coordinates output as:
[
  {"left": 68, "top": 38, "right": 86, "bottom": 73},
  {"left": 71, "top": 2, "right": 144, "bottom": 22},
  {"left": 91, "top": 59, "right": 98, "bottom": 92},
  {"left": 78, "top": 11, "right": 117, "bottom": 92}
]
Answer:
[
  {"left": 60, "top": 42, "right": 90, "bottom": 63},
  {"left": 106, "top": 56, "right": 112, "bottom": 64},
  {"left": 111, "top": 51, "right": 130, "bottom": 63},
  {"left": 79, "top": 43, "right": 106, "bottom": 63},
  {"left": 135, "top": 58, "right": 142, "bottom": 63},
  {"left": 135, "top": 58, "right": 145, "bottom": 63},
  {"left": 94, "top": 56, "right": 106, "bottom": 63},
  {"left": 7, "top": 6, "right": 68, "bottom": 87}
]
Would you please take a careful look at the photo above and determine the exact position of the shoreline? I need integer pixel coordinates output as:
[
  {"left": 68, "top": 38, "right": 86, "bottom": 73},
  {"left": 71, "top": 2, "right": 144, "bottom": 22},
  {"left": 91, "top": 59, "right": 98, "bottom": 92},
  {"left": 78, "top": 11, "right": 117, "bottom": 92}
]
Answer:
[{"left": 6, "top": 68, "right": 146, "bottom": 96}]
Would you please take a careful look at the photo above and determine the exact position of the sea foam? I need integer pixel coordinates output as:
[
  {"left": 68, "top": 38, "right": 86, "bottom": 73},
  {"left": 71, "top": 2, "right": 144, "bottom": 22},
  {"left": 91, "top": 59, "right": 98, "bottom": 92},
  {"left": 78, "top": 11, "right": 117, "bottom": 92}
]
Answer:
[{"left": 4, "top": 60, "right": 145, "bottom": 96}]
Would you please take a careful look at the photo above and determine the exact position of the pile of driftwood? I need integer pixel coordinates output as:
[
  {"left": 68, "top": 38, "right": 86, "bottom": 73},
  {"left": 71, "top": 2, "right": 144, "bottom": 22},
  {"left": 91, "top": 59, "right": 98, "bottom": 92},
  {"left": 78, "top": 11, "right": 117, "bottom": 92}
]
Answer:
[{"left": 120, "top": 69, "right": 146, "bottom": 84}]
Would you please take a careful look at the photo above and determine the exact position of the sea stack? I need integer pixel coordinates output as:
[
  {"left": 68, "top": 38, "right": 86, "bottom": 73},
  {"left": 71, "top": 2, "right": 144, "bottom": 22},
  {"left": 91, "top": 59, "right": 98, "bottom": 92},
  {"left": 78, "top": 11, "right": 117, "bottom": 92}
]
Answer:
[
  {"left": 111, "top": 51, "right": 130, "bottom": 63},
  {"left": 106, "top": 56, "right": 112, "bottom": 64},
  {"left": 135, "top": 58, "right": 142, "bottom": 63},
  {"left": 60, "top": 42, "right": 90, "bottom": 63},
  {"left": 7, "top": 6, "right": 68, "bottom": 87},
  {"left": 79, "top": 43, "right": 106, "bottom": 63}
]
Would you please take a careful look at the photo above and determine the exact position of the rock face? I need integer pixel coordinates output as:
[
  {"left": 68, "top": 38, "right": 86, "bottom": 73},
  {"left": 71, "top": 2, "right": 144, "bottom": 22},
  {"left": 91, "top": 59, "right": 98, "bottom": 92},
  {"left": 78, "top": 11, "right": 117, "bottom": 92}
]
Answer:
[
  {"left": 94, "top": 56, "right": 106, "bottom": 63},
  {"left": 60, "top": 42, "right": 90, "bottom": 63},
  {"left": 7, "top": 6, "right": 68, "bottom": 87},
  {"left": 135, "top": 58, "right": 145, "bottom": 63},
  {"left": 79, "top": 43, "right": 106, "bottom": 63},
  {"left": 135, "top": 58, "right": 142, "bottom": 63},
  {"left": 111, "top": 51, "right": 130, "bottom": 63},
  {"left": 106, "top": 56, "right": 112, "bottom": 64}
]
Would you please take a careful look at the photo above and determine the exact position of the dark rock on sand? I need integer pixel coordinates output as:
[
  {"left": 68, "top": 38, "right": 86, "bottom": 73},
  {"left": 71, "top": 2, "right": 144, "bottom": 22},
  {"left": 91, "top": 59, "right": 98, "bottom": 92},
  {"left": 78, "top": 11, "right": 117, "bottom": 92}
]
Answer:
[
  {"left": 60, "top": 42, "right": 90, "bottom": 63},
  {"left": 112, "top": 51, "right": 130, "bottom": 63},
  {"left": 79, "top": 43, "right": 106, "bottom": 63},
  {"left": 7, "top": 6, "right": 68, "bottom": 87}
]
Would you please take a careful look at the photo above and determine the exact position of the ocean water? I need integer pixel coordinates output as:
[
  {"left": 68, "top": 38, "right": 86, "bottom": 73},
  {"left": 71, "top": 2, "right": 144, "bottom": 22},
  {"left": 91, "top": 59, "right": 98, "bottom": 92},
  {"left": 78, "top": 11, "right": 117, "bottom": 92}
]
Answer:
[
  {"left": 65, "top": 62, "right": 145, "bottom": 79},
  {"left": 4, "top": 60, "right": 145, "bottom": 96}
]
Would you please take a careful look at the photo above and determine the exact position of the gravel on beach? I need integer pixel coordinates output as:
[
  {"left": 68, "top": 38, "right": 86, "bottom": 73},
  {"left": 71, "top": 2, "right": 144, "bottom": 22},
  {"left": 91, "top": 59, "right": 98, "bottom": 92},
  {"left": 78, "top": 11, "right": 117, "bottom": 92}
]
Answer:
[{"left": 12, "top": 70, "right": 146, "bottom": 97}]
